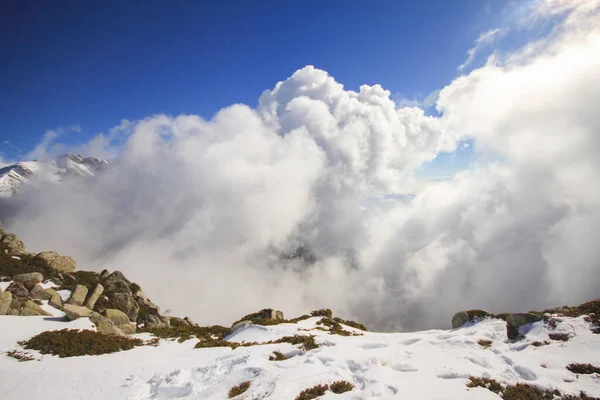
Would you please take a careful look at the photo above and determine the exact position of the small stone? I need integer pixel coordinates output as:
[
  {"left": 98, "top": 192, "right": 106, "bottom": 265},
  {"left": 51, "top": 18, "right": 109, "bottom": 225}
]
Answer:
[{"left": 89, "top": 312, "right": 126, "bottom": 337}]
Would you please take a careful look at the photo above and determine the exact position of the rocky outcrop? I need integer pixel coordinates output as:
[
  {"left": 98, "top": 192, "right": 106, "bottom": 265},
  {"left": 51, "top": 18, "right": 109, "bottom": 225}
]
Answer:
[
  {"left": 63, "top": 304, "right": 93, "bottom": 320},
  {"left": 67, "top": 285, "right": 88, "bottom": 306},
  {"left": 35, "top": 251, "right": 77, "bottom": 273},
  {"left": 0, "top": 233, "right": 25, "bottom": 254},
  {"left": 6, "top": 282, "right": 33, "bottom": 311},
  {"left": 84, "top": 283, "right": 104, "bottom": 309},
  {"left": 19, "top": 300, "right": 52, "bottom": 316},
  {"left": 0, "top": 288, "right": 12, "bottom": 315}
]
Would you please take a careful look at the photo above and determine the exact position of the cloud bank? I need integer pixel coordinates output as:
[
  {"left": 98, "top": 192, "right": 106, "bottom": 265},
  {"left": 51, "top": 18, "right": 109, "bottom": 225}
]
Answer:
[{"left": 1, "top": 0, "right": 599, "bottom": 331}]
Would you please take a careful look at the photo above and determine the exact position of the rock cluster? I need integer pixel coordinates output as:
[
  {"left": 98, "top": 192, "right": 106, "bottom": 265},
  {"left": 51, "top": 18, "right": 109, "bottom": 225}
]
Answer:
[
  {"left": 0, "top": 229, "right": 170, "bottom": 336},
  {"left": 451, "top": 309, "right": 543, "bottom": 340}
]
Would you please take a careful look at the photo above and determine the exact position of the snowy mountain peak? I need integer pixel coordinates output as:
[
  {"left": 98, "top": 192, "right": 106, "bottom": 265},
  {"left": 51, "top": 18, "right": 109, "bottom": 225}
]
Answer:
[{"left": 0, "top": 154, "right": 109, "bottom": 197}]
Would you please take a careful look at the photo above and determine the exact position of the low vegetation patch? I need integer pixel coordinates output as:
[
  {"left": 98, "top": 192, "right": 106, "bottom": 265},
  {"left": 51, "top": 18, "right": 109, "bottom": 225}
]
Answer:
[
  {"left": 330, "top": 380, "right": 354, "bottom": 394},
  {"left": 5, "top": 350, "right": 35, "bottom": 362},
  {"left": 228, "top": 381, "right": 251, "bottom": 398},
  {"left": 566, "top": 363, "right": 600, "bottom": 375},
  {"left": 194, "top": 339, "right": 245, "bottom": 349},
  {"left": 333, "top": 317, "right": 367, "bottom": 331},
  {"left": 311, "top": 309, "right": 333, "bottom": 318},
  {"left": 142, "top": 324, "right": 229, "bottom": 343},
  {"left": 0, "top": 242, "right": 57, "bottom": 281},
  {"left": 467, "top": 376, "right": 599, "bottom": 399},
  {"left": 295, "top": 384, "right": 329, "bottom": 400},
  {"left": 544, "top": 299, "right": 600, "bottom": 334},
  {"left": 549, "top": 332, "right": 570, "bottom": 342},
  {"left": 269, "top": 351, "right": 289, "bottom": 361},
  {"left": 317, "top": 317, "right": 353, "bottom": 336},
  {"left": 275, "top": 335, "right": 319, "bottom": 351},
  {"left": 477, "top": 339, "right": 493, "bottom": 349},
  {"left": 21, "top": 329, "right": 149, "bottom": 358}
]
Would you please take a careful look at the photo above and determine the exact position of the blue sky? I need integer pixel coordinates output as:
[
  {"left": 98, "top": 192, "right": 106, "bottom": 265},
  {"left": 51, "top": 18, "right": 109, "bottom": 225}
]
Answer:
[{"left": 0, "top": 0, "right": 510, "bottom": 174}]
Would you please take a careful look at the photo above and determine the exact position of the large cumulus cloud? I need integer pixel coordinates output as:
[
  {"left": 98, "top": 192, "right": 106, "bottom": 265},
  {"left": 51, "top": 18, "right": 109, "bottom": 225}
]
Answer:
[{"left": 1, "top": 0, "right": 599, "bottom": 331}]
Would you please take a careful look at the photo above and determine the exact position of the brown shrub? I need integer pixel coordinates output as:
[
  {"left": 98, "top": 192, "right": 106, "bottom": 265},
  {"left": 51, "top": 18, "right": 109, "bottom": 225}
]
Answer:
[
  {"left": 330, "top": 380, "right": 354, "bottom": 394},
  {"left": 295, "top": 384, "right": 329, "bottom": 400},
  {"left": 228, "top": 381, "right": 251, "bottom": 398}
]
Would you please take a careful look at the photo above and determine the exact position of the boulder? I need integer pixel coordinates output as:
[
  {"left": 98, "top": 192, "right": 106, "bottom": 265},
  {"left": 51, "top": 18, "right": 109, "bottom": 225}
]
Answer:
[
  {"left": 63, "top": 304, "right": 93, "bottom": 320},
  {"left": 104, "top": 271, "right": 132, "bottom": 291},
  {"left": 231, "top": 320, "right": 253, "bottom": 333},
  {"left": 105, "top": 308, "right": 130, "bottom": 326},
  {"left": 506, "top": 313, "right": 542, "bottom": 340},
  {"left": 100, "top": 269, "right": 110, "bottom": 279},
  {"left": 451, "top": 310, "right": 494, "bottom": 329},
  {"left": 271, "top": 310, "right": 284, "bottom": 320},
  {"left": 19, "top": 300, "right": 52, "bottom": 316},
  {"left": 1, "top": 233, "right": 25, "bottom": 254},
  {"left": 0, "top": 289, "right": 12, "bottom": 315},
  {"left": 118, "top": 323, "right": 136, "bottom": 335},
  {"left": 35, "top": 251, "right": 77, "bottom": 273},
  {"left": 89, "top": 312, "right": 126, "bottom": 337},
  {"left": 113, "top": 293, "right": 139, "bottom": 322},
  {"left": 67, "top": 284, "right": 88, "bottom": 306},
  {"left": 84, "top": 283, "right": 104, "bottom": 309},
  {"left": 13, "top": 272, "right": 44, "bottom": 285},
  {"left": 34, "top": 288, "right": 63, "bottom": 309},
  {"left": 184, "top": 317, "right": 196, "bottom": 326}
]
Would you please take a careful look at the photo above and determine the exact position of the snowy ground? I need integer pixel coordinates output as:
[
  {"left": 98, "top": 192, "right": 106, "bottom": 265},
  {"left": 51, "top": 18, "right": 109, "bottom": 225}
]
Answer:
[{"left": 1, "top": 313, "right": 599, "bottom": 399}]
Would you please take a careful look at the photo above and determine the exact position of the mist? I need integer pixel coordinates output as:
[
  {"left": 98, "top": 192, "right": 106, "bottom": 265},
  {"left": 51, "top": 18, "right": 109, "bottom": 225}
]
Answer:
[{"left": 1, "top": 1, "right": 599, "bottom": 331}]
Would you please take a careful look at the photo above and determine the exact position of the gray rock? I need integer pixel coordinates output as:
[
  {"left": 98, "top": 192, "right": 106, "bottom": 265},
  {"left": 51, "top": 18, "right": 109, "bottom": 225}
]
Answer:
[
  {"left": 100, "top": 269, "right": 110, "bottom": 279},
  {"left": 0, "top": 289, "right": 12, "bottom": 315},
  {"left": 89, "top": 312, "right": 126, "bottom": 336},
  {"left": 451, "top": 311, "right": 470, "bottom": 329},
  {"left": 67, "top": 284, "right": 88, "bottom": 306},
  {"left": 104, "top": 271, "right": 132, "bottom": 290},
  {"left": 506, "top": 313, "right": 542, "bottom": 340},
  {"left": 113, "top": 293, "right": 139, "bottom": 322},
  {"left": 231, "top": 320, "right": 253, "bottom": 333},
  {"left": 34, "top": 288, "right": 63, "bottom": 309},
  {"left": 13, "top": 272, "right": 44, "bottom": 285},
  {"left": 84, "top": 283, "right": 104, "bottom": 309},
  {"left": 63, "top": 304, "right": 93, "bottom": 320},
  {"left": 105, "top": 308, "right": 131, "bottom": 326},
  {"left": 19, "top": 300, "right": 52, "bottom": 316},
  {"left": 184, "top": 317, "right": 196, "bottom": 326},
  {"left": 35, "top": 251, "right": 77, "bottom": 273},
  {"left": 6, "top": 282, "right": 32, "bottom": 305},
  {"left": 118, "top": 323, "right": 136, "bottom": 335},
  {"left": 271, "top": 310, "right": 284, "bottom": 320},
  {"left": 1, "top": 233, "right": 25, "bottom": 254}
]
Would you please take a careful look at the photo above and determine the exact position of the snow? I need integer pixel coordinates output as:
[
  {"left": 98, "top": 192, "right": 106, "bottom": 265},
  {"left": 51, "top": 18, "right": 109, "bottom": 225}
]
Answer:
[
  {"left": 0, "top": 154, "right": 108, "bottom": 197},
  {"left": 1, "top": 314, "right": 599, "bottom": 399},
  {"left": 0, "top": 281, "right": 12, "bottom": 291},
  {"left": 40, "top": 281, "right": 59, "bottom": 289},
  {"left": 57, "top": 289, "right": 72, "bottom": 302}
]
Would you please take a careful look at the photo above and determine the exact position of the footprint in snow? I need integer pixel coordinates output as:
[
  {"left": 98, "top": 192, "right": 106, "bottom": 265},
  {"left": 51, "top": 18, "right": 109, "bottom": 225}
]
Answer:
[
  {"left": 360, "top": 342, "right": 388, "bottom": 349},
  {"left": 401, "top": 338, "right": 421, "bottom": 346},
  {"left": 513, "top": 365, "right": 538, "bottom": 381},
  {"left": 390, "top": 363, "right": 419, "bottom": 372}
]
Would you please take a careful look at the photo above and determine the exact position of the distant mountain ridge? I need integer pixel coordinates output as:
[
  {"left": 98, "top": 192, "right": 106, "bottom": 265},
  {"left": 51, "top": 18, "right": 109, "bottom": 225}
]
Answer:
[{"left": 0, "top": 154, "right": 108, "bottom": 197}]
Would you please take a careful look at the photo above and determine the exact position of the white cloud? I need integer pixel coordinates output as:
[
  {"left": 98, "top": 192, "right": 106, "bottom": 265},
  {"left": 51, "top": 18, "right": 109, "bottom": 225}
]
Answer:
[
  {"left": 458, "top": 28, "right": 506, "bottom": 71},
  {"left": 1, "top": 0, "right": 599, "bottom": 331}
]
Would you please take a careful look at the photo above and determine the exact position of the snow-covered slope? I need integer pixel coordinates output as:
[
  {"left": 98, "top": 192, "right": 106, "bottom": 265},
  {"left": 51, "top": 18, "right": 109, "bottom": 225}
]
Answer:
[
  {"left": 1, "top": 313, "right": 599, "bottom": 399},
  {"left": 0, "top": 154, "right": 108, "bottom": 197}
]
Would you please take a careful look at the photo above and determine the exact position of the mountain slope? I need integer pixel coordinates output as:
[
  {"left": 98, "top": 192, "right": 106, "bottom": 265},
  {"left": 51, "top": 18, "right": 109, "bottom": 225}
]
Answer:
[
  {"left": 1, "top": 312, "right": 599, "bottom": 399},
  {"left": 0, "top": 154, "right": 108, "bottom": 197}
]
